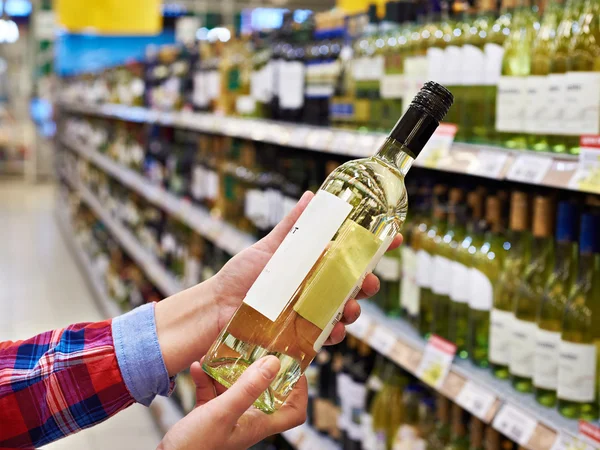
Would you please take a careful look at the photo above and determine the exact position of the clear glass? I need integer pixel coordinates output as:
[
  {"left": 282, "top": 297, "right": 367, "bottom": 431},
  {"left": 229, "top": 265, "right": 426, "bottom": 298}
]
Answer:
[{"left": 202, "top": 138, "right": 412, "bottom": 413}]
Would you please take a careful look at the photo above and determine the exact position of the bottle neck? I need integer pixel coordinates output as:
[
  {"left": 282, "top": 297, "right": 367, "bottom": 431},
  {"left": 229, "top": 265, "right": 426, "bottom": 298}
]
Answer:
[
  {"left": 374, "top": 138, "right": 415, "bottom": 176},
  {"left": 554, "top": 240, "right": 577, "bottom": 281},
  {"left": 577, "top": 251, "right": 599, "bottom": 288}
]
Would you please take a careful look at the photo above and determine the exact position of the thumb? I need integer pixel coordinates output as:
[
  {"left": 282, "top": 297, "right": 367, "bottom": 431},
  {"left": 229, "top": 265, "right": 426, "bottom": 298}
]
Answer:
[{"left": 210, "top": 356, "right": 281, "bottom": 424}]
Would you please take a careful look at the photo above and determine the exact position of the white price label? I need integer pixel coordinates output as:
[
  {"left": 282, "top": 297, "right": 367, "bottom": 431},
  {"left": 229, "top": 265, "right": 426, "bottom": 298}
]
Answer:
[
  {"left": 455, "top": 381, "right": 496, "bottom": 421},
  {"left": 415, "top": 335, "right": 456, "bottom": 388},
  {"left": 346, "top": 314, "right": 373, "bottom": 340},
  {"left": 470, "top": 149, "right": 510, "bottom": 179},
  {"left": 551, "top": 433, "right": 598, "bottom": 450},
  {"left": 289, "top": 127, "right": 311, "bottom": 148},
  {"left": 506, "top": 154, "right": 553, "bottom": 184},
  {"left": 492, "top": 403, "right": 537, "bottom": 446},
  {"left": 368, "top": 326, "right": 398, "bottom": 356}
]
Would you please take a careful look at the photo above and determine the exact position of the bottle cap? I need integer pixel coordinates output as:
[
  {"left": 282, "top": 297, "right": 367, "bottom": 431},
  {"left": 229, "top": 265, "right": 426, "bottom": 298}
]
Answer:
[
  {"left": 509, "top": 191, "right": 529, "bottom": 231},
  {"left": 580, "top": 213, "right": 600, "bottom": 254},
  {"left": 532, "top": 196, "right": 554, "bottom": 238},
  {"left": 555, "top": 201, "right": 578, "bottom": 242},
  {"left": 410, "top": 81, "right": 454, "bottom": 123}
]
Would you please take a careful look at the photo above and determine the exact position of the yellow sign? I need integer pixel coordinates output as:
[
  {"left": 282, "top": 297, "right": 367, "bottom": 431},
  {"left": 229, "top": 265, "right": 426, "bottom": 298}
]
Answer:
[{"left": 56, "top": 0, "right": 162, "bottom": 35}]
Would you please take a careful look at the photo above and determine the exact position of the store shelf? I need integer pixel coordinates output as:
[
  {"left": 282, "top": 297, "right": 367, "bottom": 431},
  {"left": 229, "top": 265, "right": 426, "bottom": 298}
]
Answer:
[
  {"left": 282, "top": 423, "right": 340, "bottom": 450},
  {"left": 61, "top": 138, "right": 256, "bottom": 256},
  {"left": 59, "top": 102, "right": 596, "bottom": 195},
  {"left": 61, "top": 174, "right": 183, "bottom": 297},
  {"left": 56, "top": 208, "right": 185, "bottom": 434},
  {"left": 346, "top": 302, "right": 599, "bottom": 450}
]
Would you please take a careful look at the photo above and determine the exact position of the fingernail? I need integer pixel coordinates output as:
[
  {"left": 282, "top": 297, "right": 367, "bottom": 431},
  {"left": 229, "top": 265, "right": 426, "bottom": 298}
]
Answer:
[
  {"left": 259, "top": 357, "right": 279, "bottom": 380},
  {"left": 368, "top": 278, "right": 380, "bottom": 296}
]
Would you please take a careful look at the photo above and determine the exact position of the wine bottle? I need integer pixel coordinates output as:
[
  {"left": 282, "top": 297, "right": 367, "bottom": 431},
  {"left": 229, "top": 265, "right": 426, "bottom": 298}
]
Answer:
[
  {"left": 469, "top": 417, "right": 485, "bottom": 450},
  {"left": 434, "top": 188, "right": 466, "bottom": 341},
  {"left": 362, "top": 353, "right": 387, "bottom": 450},
  {"left": 534, "top": 201, "right": 578, "bottom": 407},
  {"left": 426, "top": 394, "right": 451, "bottom": 449},
  {"left": 372, "top": 363, "right": 407, "bottom": 450},
  {"left": 510, "top": 196, "right": 555, "bottom": 393},
  {"left": 490, "top": 191, "right": 531, "bottom": 379},
  {"left": 469, "top": 195, "right": 507, "bottom": 368},
  {"left": 444, "top": 403, "right": 470, "bottom": 450},
  {"left": 418, "top": 185, "right": 449, "bottom": 338},
  {"left": 557, "top": 213, "right": 600, "bottom": 420},
  {"left": 202, "top": 82, "right": 454, "bottom": 413},
  {"left": 347, "top": 340, "right": 376, "bottom": 450}
]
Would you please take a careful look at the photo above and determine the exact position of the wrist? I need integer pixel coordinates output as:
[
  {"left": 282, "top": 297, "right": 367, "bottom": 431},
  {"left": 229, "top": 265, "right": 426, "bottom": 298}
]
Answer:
[{"left": 155, "top": 277, "right": 222, "bottom": 376}]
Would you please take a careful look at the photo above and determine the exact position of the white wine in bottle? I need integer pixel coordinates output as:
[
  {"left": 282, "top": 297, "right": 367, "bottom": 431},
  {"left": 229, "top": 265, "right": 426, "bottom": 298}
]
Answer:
[{"left": 202, "top": 82, "right": 454, "bottom": 413}]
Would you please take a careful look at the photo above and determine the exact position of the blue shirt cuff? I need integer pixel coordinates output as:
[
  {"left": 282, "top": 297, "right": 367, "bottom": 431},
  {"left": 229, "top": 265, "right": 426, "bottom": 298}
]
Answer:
[{"left": 112, "top": 303, "right": 174, "bottom": 406}]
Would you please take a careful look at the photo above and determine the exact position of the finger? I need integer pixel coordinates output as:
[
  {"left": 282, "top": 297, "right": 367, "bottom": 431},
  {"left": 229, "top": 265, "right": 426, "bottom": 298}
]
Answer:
[
  {"left": 341, "top": 299, "right": 361, "bottom": 325},
  {"left": 324, "top": 321, "right": 346, "bottom": 346},
  {"left": 256, "top": 191, "right": 314, "bottom": 253},
  {"left": 387, "top": 234, "right": 403, "bottom": 251},
  {"left": 265, "top": 376, "right": 309, "bottom": 434},
  {"left": 208, "top": 356, "right": 280, "bottom": 426},
  {"left": 356, "top": 273, "right": 380, "bottom": 300},
  {"left": 190, "top": 361, "right": 217, "bottom": 407}
]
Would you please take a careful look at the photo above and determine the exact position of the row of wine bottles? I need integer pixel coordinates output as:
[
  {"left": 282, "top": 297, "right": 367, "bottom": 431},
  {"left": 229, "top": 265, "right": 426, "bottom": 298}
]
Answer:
[
  {"left": 306, "top": 336, "right": 523, "bottom": 450},
  {"left": 60, "top": 0, "right": 600, "bottom": 155},
  {"left": 375, "top": 182, "right": 600, "bottom": 420}
]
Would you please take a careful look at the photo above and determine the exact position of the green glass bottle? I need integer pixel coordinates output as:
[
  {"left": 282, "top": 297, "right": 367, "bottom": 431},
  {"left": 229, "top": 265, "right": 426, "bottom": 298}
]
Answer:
[
  {"left": 444, "top": 403, "right": 470, "bottom": 450},
  {"left": 534, "top": 201, "right": 579, "bottom": 407},
  {"left": 495, "top": 0, "right": 537, "bottom": 149},
  {"left": 563, "top": 0, "right": 600, "bottom": 155},
  {"left": 490, "top": 191, "right": 531, "bottom": 379},
  {"left": 557, "top": 213, "right": 600, "bottom": 420},
  {"left": 433, "top": 188, "right": 465, "bottom": 340},
  {"left": 372, "top": 363, "right": 407, "bottom": 450},
  {"left": 417, "top": 185, "right": 448, "bottom": 338},
  {"left": 426, "top": 394, "right": 451, "bottom": 449},
  {"left": 525, "top": 0, "right": 564, "bottom": 151},
  {"left": 469, "top": 195, "right": 507, "bottom": 368},
  {"left": 469, "top": 417, "right": 485, "bottom": 450},
  {"left": 510, "top": 196, "right": 555, "bottom": 393},
  {"left": 450, "top": 190, "right": 484, "bottom": 358},
  {"left": 374, "top": 246, "right": 402, "bottom": 317}
]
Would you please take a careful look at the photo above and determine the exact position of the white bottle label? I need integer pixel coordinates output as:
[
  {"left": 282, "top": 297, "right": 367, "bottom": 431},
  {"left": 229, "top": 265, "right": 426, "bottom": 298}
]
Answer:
[
  {"left": 443, "top": 46, "right": 463, "bottom": 85},
  {"left": 564, "top": 72, "right": 600, "bottom": 136},
  {"left": 544, "top": 74, "right": 568, "bottom": 135},
  {"left": 432, "top": 255, "right": 452, "bottom": 295},
  {"left": 524, "top": 75, "right": 550, "bottom": 134},
  {"left": 426, "top": 47, "right": 445, "bottom": 84},
  {"left": 489, "top": 309, "right": 514, "bottom": 365},
  {"left": 461, "top": 44, "right": 486, "bottom": 85},
  {"left": 401, "top": 247, "right": 420, "bottom": 315},
  {"left": 468, "top": 268, "right": 493, "bottom": 311},
  {"left": 380, "top": 74, "right": 406, "bottom": 99},
  {"left": 484, "top": 43, "right": 504, "bottom": 86},
  {"left": 509, "top": 318, "right": 537, "bottom": 377},
  {"left": 243, "top": 190, "right": 352, "bottom": 322},
  {"left": 496, "top": 76, "right": 527, "bottom": 132},
  {"left": 416, "top": 250, "right": 432, "bottom": 288},
  {"left": 278, "top": 61, "right": 305, "bottom": 109},
  {"left": 375, "top": 255, "right": 401, "bottom": 281},
  {"left": 533, "top": 328, "right": 561, "bottom": 390},
  {"left": 369, "top": 55, "right": 385, "bottom": 81},
  {"left": 557, "top": 341, "right": 597, "bottom": 402},
  {"left": 450, "top": 262, "right": 470, "bottom": 304}
]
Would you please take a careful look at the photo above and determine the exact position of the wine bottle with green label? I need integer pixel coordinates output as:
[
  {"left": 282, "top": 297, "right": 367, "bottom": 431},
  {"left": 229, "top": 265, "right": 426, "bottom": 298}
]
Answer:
[
  {"left": 557, "top": 213, "right": 600, "bottom": 420},
  {"left": 534, "top": 201, "right": 578, "bottom": 407},
  {"left": 203, "top": 82, "right": 453, "bottom": 413}
]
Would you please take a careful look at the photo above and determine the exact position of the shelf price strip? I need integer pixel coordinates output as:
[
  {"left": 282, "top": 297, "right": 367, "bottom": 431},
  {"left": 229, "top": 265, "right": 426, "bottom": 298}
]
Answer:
[
  {"left": 492, "top": 403, "right": 538, "bottom": 446},
  {"left": 455, "top": 380, "right": 497, "bottom": 422}
]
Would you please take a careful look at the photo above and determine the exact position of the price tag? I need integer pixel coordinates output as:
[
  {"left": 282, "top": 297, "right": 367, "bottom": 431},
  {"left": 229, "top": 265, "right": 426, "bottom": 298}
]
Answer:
[
  {"left": 568, "top": 135, "right": 600, "bottom": 194},
  {"left": 346, "top": 314, "right": 374, "bottom": 340},
  {"left": 506, "top": 154, "right": 553, "bottom": 184},
  {"left": 579, "top": 421, "right": 600, "bottom": 445},
  {"left": 492, "top": 403, "right": 538, "bottom": 446},
  {"left": 368, "top": 326, "right": 398, "bottom": 356},
  {"left": 551, "top": 433, "right": 598, "bottom": 450},
  {"left": 455, "top": 380, "right": 496, "bottom": 421},
  {"left": 415, "top": 335, "right": 456, "bottom": 389},
  {"left": 470, "top": 149, "right": 510, "bottom": 179},
  {"left": 289, "top": 126, "right": 311, "bottom": 148}
]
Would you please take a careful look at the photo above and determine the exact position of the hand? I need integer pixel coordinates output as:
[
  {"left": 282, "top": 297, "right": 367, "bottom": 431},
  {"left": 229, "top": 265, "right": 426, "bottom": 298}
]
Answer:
[
  {"left": 211, "top": 191, "right": 403, "bottom": 345},
  {"left": 158, "top": 357, "right": 306, "bottom": 450}
]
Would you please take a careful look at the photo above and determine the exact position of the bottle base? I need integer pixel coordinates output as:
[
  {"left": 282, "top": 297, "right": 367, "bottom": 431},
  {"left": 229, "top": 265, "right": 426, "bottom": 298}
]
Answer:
[
  {"left": 534, "top": 388, "right": 557, "bottom": 408},
  {"left": 202, "top": 331, "right": 303, "bottom": 414}
]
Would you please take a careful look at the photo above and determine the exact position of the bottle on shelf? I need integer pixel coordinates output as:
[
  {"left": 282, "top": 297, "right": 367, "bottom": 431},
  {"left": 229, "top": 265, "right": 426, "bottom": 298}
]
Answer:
[
  {"left": 445, "top": 402, "right": 470, "bottom": 450},
  {"left": 534, "top": 200, "right": 579, "bottom": 407},
  {"left": 469, "top": 194, "right": 507, "bottom": 368},
  {"left": 426, "top": 394, "right": 451, "bottom": 448},
  {"left": 433, "top": 187, "right": 465, "bottom": 341},
  {"left": 557, "top": 212, "right": 600, "bottom": 420},
  {"left": 468, "top": 417, "right": 485, "bottom": 450},
  {"left": 202, "top": 82, "right": 454, "bottom": 413},
  {"left": 417, "top": 184, "right": 448, "bottom": 339},
  {"left": 490, "top": 191, "right": 531, "bottom": 379},
  {"left": 347, "top": 340, "right": 375, "bottom": 450},
  {"left": 510, "top": 195, "right": 555, "bottom": 393},
  {"left": 371, "top": 362, "right": 407, "bottom": 450}
]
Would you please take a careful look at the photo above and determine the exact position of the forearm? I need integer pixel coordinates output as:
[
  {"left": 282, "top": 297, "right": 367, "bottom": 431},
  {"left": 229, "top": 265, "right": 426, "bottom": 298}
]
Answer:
[{"left": 155, "top": 277, "right": 221, "bottom": 377}]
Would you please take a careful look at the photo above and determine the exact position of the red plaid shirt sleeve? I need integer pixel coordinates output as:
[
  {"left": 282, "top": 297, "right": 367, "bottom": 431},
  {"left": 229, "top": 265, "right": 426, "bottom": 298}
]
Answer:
[{"left": 0, "top": 319, "right": 135, "bottom": 449}]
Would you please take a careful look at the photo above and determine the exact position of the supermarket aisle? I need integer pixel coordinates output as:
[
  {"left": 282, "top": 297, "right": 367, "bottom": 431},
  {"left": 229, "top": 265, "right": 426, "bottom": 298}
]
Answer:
[{"left": 0, "top": 180, "right": 162, "bottom": 449}]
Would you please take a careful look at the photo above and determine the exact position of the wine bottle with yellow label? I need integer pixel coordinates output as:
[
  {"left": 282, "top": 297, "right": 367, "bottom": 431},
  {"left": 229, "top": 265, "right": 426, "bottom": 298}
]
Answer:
[{"left": 202, "top": 82, "right": 454, "bottom": 413}]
